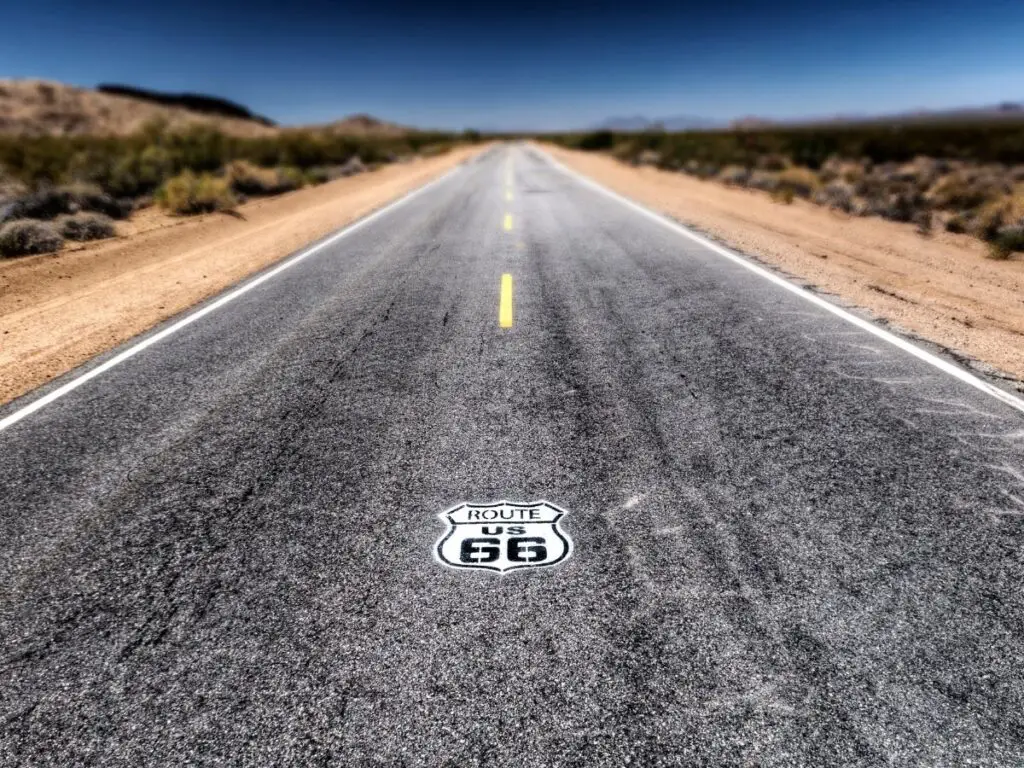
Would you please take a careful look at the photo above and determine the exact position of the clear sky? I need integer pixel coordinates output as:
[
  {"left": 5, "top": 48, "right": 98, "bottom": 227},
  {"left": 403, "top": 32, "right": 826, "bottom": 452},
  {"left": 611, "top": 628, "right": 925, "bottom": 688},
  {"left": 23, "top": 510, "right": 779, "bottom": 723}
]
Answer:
[{"left": 2, "top": 0, "right": 1022, "bottom": 130}]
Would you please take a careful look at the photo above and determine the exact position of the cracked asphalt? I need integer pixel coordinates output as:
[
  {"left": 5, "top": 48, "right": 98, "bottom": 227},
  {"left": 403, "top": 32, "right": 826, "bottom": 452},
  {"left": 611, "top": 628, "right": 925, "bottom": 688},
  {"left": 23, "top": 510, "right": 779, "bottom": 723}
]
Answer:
[{"left": 2, "top": 144, "right": 1023, "bottom": 766}]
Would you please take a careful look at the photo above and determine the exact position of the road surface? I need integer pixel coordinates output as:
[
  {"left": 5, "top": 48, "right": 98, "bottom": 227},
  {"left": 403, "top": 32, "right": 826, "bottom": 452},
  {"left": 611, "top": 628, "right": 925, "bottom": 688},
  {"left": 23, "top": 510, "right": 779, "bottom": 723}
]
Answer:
[{"left": 2, "top": 145, "right": 1023, "bottom": 766}]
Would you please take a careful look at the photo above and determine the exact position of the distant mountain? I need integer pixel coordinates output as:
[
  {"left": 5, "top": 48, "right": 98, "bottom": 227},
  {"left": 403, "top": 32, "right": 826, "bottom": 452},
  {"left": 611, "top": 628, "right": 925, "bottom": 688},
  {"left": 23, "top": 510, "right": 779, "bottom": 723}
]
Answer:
[
  {"left": 596, "top": 115, "right": 721, "bottom": 131},
  {"left": 731, "top": 102, "right": 1024, "bottom": 129},
  {"left": 312, "top": 113, "right": 410, "bottom": 137}
]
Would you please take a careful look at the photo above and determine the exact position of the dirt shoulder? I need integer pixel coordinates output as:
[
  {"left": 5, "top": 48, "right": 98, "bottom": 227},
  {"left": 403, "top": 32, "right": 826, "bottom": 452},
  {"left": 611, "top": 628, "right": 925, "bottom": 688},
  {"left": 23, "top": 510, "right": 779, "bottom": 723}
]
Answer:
[
  {"left": 0, "top": 147, "right": 482, "bottom": 404},
  {"left": 543, "top": 144, "right": 1024, "bottom": 386}
]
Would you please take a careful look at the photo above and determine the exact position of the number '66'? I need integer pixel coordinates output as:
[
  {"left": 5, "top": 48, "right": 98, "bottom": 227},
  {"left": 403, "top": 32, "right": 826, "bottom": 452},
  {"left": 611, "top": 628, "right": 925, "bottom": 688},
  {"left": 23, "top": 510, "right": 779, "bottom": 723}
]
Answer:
[{"left": 460, "top": 537, "right": 547, "bottom": 563}]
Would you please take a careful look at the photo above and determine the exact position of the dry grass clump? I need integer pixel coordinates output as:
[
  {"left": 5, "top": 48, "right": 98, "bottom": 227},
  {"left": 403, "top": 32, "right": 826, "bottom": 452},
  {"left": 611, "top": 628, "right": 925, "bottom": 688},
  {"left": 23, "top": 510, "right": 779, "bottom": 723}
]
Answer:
[
  {"left": 3, "top": 182, "right": 131, "bottom": 221},
  {"left": 57, "top": 212, "right": 116, "bottom": 241},
  {"left": 776, "top": 166, "right": 821, "bottom": 198},
  {"left": 926, "top": 169, "right": 1009, "bottom": 210},
  {"left": 223, "top": 160, "right": 304, "bottom": 196},
  {"left": 988, "top": 226, "right": 1024, "bottom": 259},
  {"left": 717, "top": 165, "right": 751, "bottom": 186},
  {"left": 155, "top": 171, "right": 237, "bottom": 215},
  {"left": 819, "top": 157, "right": 866, "bottom": 184},
  {"left": 813, "top": 180, "right": 856, "bottom": 212},
  {"left": 0, "top": 219, "right": 62, "bottom": 256},
  {"left": 747, "top": 170, "right": 780, "bottom": 192}
]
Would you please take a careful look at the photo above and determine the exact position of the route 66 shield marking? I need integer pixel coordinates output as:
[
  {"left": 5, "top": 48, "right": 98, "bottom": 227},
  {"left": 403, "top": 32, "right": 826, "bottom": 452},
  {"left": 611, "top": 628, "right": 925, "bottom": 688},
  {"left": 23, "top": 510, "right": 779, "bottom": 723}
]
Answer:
[{"left": 435, "top": 500, "right": 573, "bottom": 573}]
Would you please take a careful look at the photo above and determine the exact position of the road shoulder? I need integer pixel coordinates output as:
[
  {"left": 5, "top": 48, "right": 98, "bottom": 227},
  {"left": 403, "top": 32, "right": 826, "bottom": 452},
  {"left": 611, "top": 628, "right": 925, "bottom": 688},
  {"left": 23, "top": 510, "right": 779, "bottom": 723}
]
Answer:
[
  {"left": 0, "top": 146, "right": 482, "bottom": 404},
  {"left": 542, "top": 143, "right": 1024, "bottom": 387}
]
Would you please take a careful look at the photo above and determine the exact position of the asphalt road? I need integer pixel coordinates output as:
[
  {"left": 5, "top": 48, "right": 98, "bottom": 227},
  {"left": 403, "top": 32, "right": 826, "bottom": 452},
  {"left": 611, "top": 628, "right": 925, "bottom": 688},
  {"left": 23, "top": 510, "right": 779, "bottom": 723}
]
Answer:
[{"left": 2, "top": 144, "right": 1024, "bottom": 767}]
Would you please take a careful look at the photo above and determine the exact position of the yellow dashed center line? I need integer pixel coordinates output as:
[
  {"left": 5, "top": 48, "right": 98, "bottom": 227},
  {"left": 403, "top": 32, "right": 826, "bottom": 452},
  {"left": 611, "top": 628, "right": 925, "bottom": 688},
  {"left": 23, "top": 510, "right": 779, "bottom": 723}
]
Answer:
[
  {"left": 499, "top": 274, "right": 514, "bottom": 328},
  {"left": 506, "top": 190, "right": 513, "bottom": 202},
  {"left": 503, "top": 213, "right": 513, "bottom": 231}
]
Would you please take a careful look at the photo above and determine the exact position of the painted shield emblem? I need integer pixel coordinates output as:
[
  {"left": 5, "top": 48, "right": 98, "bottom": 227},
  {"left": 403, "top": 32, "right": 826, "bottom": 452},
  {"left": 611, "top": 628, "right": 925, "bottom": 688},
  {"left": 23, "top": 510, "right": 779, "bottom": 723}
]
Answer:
[{"left": 435, "top": 500, "right": 573, "bottom": 573}]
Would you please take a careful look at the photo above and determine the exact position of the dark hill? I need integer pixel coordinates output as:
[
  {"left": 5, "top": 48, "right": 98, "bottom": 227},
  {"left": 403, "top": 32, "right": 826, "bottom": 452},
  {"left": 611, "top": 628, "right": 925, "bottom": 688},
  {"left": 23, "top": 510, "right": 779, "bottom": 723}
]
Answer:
[{"left": 96, "top": 84, "right": 276, "bottom": 127}]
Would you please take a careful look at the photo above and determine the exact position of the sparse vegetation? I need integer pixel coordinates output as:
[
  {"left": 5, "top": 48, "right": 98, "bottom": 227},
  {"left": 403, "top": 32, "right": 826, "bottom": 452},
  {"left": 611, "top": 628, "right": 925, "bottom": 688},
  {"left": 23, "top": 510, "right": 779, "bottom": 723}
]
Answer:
[
  {"left": 776, "top": 166, "right": 821, "bottom": 198},
  {"left": 155, "top": 170, "right": 237, "bottom": 215},
  {"left": 0, "top": 219, "right": 63, "bottom": 257},
  {"left": 57, "top": 212, "right": 116, "bottom": 241},
  {"left": 0, "top": 120, "right": 472, "bottom": 242},
  {"left": 223, "top": 160, "right": 303, "bottom": 196},
  {"left": 552, "top": 121, "right": 1024, "bottom": 257},
  {"left": 989, "top": 226, "right": 1024, "bottom": 259}
]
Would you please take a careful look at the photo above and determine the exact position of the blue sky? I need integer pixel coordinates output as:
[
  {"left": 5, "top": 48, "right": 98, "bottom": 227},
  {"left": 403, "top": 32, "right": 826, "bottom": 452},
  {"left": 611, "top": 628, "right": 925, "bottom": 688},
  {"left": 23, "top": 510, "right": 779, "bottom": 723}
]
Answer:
[{"left": 2, "top": 0, "right": 1022, "bottom": 130}]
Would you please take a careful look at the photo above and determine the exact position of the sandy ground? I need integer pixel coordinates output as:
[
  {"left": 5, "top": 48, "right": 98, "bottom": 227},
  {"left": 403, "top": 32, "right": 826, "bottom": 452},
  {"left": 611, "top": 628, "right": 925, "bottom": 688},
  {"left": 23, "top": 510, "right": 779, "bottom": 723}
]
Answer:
[
  {"left": 0, "top": 147, "right": 482, "bottom": 404},
  {"left": 544, "top": 144, "right": 1024, "bottom": 386}
]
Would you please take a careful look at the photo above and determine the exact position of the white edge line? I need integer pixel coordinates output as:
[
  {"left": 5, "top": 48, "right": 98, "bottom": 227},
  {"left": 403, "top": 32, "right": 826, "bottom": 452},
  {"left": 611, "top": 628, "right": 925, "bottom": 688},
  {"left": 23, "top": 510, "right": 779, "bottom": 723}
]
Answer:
[
  {"left": 0, "top": 163, "right": 465, "bottom": 433},
  {"left": 538, "top": 145, "right": 1024, "bottom": 415}
]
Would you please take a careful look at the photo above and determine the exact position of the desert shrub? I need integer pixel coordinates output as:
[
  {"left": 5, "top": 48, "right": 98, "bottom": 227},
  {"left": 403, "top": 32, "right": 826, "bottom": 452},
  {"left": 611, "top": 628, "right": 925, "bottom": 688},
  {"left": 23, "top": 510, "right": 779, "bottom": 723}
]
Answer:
[
  {"left": 303, "top": 167, "right": 331, "bottom": 185},
  {"left": 635, "top": 149, "right": 661, "bottom": 166},
  {"left": 222, "top": 160, "right": 300, "bottom": 196},
  {"left": 820, "top": 156, "right": 866, "bottom": 184},
  {"left": 62, "top": 182, "right": 131, "bottom": 218},
  {"left": 756, "top": 154, "right": 789, "bottom": 171},
  {"left": 988, "top": 226, "right": 1024, "bottom": 259},
  {"left": 3, "top": 183, "right": 130, "bottom": 221},
  {"left": 578, "top": 130, "right": 615, "bottom": 151},
  {"left": 971, "top": 194, "right": 1024, "bottom": 240},
  {"left": 771, "top": 187, "right": 796, "bottom": 204},
  {"left": 945, "top": 214, "right": 969, "bottom": 233},
  {"left": 6, "top": 187, "right": 72, "bottom": 220},
  {"left": 927, "top": 170, "right": 1008, "bottom": 210},
  {"left": 419, "top": 143, "right": 453, "bottom": 158},
  {"left": 275, "top": 166, "right": 305, "bottom": 190},
  {"left": 57, "top": 212, "right": 116, "bottom": 241},
  {"left": 156, "top": 171, "right": 236, "bottom": 215},
  {"left": 776, "top": 166, "right": 821, "bottom": 198},
  {"left": 335, "top": 156, "right": 367, "bottom": 177},
  {"left": 717, "top": 165, "right": 751, "bottom": 186},
  {"left": 813, "top": 180, "right": 856, "bottom": 212},
  {"left": 747, "top": 170, "right": 780, "bottom": 192},
  {"left": 867, "top": 192, "right": 925, "bottom": 223},
  {"left": 0, "top": 219, "right": 63, "bottom": 257},
  {"left": 913, "top": 210, "right": 933, "bottom": 235}
]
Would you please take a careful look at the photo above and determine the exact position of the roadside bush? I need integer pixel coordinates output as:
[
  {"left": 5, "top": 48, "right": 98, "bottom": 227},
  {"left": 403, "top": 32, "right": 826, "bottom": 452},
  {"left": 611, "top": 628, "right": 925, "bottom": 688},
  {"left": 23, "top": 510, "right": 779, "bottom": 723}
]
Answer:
[
  {"left": 3, "top": 182, "right": 131, "bottom": 221},
  {"left": 747, "top": 170, "right": 780, "bottom": 192},
  {"left": 776, "top": 166, "right": 821, "bottom": 198},
  {"left": 0, "top": 219, "right": 63, "bottom": 257},
  {"left": 62, "top": 182, "right": 132, "bottom": 219},
  {"left": 335, "top": 156, "right": 367, "bottom": 177},
  {"left": 303, "top": 167, "right": 331, "bottom": 185},
  {"left": 756, "top": 153, "right": 789, "bottom": 172},
  {"left": 771, "top": 187, "right": 796, "bottom": 204},
  {"left": 717, "top": 165, "right": 751, "bottom": 186},
  {"left": 276, "top": 166, "right": 305, "bottom": 190},
  {"left": 223, "top": 160, "right": 302, "bottom": 196},
  {"left": 635, "top": 149, "right": 661, "bottom": 166},
  {"left": 945, "top": 214, "right": 969, "bottom": 233},
  {"left": 578, "top": 130, "right": 615, "bottom": 151},
  {"left": 7, "top": 187, "right": 72, "bottom": 220},
  {"left": 988, "top": 226, "right": 1024, "bottom": 259},
  {"left": 819, "top": 156, "right": 866, "bottom": 184},
  {"left": 156, "top": 171, "right": 237, "bottom": 215},
  {"left": 927, "top": 170, "right": 1008, "bottom": 210},
  {"left": 971, "top": 194, "right": 1024, "bottom": 240},
  {"left": 57, "top": 212, "right": 116, "bottom": 241},
  {"left": 813, "top": 180, "right": 856, "bottom": 212}
]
